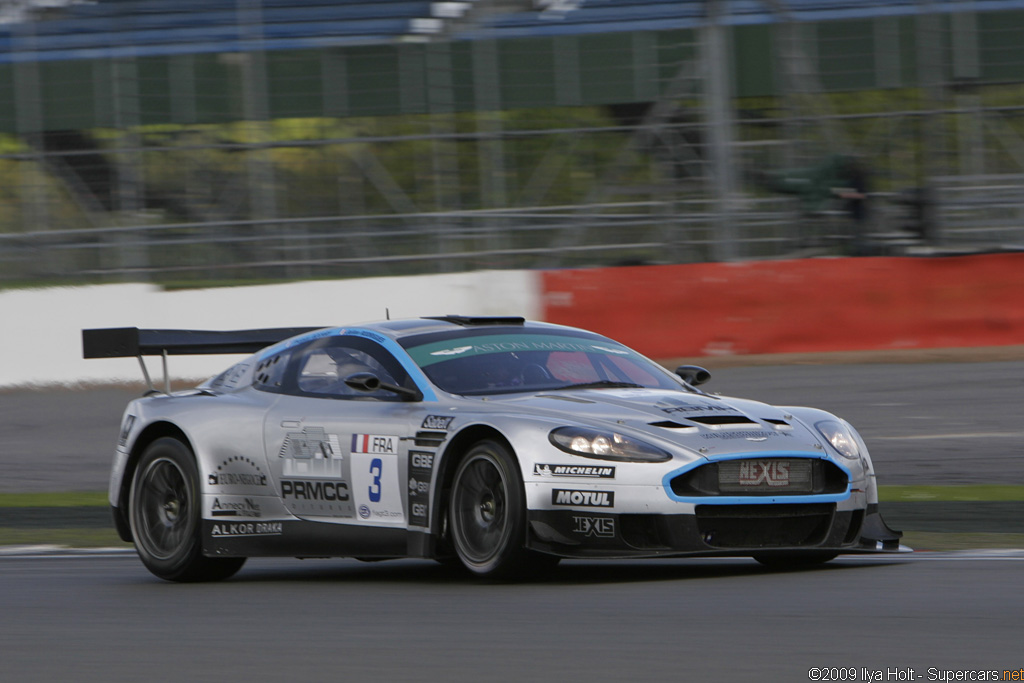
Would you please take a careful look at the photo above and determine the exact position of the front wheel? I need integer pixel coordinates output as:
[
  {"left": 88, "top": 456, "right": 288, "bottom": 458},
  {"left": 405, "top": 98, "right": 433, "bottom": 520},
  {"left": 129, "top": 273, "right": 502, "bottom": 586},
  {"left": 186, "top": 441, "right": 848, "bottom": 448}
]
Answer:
[
  {"left": 129, "top": 437, "right": 245, "bottom": 582},
  {"left": 448, "top": 440, "right": 558, "bottom": 579}
]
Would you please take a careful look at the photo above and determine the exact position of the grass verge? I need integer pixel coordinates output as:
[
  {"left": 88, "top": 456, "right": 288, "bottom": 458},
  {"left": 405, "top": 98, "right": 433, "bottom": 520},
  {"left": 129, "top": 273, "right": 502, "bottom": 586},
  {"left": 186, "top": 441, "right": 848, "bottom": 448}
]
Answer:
[
  {"left": 0, "top": 528, "right": 131, "bottom": 548},
  {"left": 0, "top": 491, "right": 108, "bottom": 507},
  {"left": 878, "top": 485, "right": 1024, "bottom": 502},
  {"left": 1, "top": 487, "right": 1023, "bottom": 551},
  {"left": 898, "top": 531, "right": 1024, "bottom": 551}
]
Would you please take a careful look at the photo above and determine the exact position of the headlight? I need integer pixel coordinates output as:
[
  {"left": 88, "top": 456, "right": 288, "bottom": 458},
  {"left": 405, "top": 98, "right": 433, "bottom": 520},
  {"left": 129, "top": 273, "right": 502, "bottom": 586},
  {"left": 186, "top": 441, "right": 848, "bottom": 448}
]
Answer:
[
  {"left": 815, "top": 420, "right": 860, "bottom": 459},
  {"left": 549, "top": 427, "right": 671, "bottom": 463}
]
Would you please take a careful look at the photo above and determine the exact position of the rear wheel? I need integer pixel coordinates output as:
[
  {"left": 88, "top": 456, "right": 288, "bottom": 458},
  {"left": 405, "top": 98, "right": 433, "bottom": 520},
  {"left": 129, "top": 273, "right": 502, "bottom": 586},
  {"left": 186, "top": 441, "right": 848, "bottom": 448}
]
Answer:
[
  {"left": 129, "top": 437, "right": 245, "bottom": 582},
  {"left": 448, "top": 440, "right": 558, "bottom": 579}
]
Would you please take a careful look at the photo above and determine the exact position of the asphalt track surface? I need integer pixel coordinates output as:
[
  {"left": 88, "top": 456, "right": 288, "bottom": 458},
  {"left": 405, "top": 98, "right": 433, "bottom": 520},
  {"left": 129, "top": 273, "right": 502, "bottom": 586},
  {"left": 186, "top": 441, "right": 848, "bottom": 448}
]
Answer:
[
  {"left": 3, "top": 359, "right": 1024, "bottom": 492},
  {"left": 1, "top": 552, "right": 1023, "bottom": 681},
  {"left": 3, "top": 361, "right": 1024, "bottom": 681}
]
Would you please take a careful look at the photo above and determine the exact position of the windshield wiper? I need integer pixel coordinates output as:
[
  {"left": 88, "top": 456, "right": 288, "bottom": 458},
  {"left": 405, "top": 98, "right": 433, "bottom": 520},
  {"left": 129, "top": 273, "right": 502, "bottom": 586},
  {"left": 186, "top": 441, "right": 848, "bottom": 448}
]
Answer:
[{"left": 553, "top": 380, "right": 645, "bottom": 391}]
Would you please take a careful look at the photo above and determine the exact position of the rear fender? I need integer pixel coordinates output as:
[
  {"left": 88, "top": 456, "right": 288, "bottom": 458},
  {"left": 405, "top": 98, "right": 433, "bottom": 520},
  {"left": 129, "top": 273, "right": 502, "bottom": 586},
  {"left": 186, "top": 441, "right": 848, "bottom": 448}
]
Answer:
[{"left": 113, "top": 421, "right": 195, "bottom": 542}]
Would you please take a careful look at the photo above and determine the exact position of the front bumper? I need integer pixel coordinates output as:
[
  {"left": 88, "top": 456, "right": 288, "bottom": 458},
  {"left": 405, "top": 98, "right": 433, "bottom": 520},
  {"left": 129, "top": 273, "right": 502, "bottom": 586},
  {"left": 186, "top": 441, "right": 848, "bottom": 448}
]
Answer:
[{"left": 526, "top": 504, "right": 902, "bottom": 559}]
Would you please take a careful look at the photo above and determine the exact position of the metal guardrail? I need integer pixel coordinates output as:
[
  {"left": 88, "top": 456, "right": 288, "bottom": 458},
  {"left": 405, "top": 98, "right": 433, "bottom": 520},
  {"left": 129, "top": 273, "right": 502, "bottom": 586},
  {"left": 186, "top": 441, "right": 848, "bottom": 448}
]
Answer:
[
  {"left": 0, "top": 198, "right": 809, "bottom": 282},
  {"left": 4, "top": 182, "right": 1024, "bottom": 285}
]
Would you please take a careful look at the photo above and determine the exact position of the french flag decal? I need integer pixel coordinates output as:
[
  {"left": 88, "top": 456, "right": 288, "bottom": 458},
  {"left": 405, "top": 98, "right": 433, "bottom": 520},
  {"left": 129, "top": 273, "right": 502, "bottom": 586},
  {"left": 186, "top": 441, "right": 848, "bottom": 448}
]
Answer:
[{"left": 351, "top": 434, "right": 398, "bottom": 455}]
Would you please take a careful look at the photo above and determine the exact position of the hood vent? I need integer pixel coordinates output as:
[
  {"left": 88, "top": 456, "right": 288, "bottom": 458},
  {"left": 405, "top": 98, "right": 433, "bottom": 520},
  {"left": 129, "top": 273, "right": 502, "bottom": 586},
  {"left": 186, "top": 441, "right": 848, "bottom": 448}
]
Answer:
[
  {"left": 650, "top": 420, "right": 697, "bottom": 430},
  {"left": 687, "top": 415, "right": 757, "bottom": 426},
  {"left": 763, "top": 418, "right": 789, "bottom": 426}
]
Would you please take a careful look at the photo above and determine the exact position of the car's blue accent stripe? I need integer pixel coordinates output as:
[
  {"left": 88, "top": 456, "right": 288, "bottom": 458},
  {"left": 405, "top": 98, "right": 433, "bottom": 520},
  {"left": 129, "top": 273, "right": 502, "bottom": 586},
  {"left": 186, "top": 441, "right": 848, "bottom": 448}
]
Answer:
[
  {"left": 256, "top": 326, "right": 341, "bottom": 359},
  {"left": 343, "top": 328, "right": 439, "bottom": 402},
  {"left": 661, "top": 451, "right": 852, "bottom": 505}
]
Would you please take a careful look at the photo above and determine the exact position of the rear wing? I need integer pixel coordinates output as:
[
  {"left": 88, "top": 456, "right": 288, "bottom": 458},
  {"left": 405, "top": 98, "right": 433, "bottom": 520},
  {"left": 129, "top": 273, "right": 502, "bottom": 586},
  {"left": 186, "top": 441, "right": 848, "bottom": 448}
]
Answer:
[{"left": 82, "top": 326, "right": 322, "bottom": 393}]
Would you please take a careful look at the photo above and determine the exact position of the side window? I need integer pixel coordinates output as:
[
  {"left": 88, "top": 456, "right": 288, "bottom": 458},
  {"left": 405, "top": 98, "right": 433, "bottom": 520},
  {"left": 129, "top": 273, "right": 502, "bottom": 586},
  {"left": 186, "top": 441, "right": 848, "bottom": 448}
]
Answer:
[
  {"left": 289, "top": 336, "right": 410, "bottom": 400},
  {"left": 252, "top": 352, "right": 291, "bottom": 392}
]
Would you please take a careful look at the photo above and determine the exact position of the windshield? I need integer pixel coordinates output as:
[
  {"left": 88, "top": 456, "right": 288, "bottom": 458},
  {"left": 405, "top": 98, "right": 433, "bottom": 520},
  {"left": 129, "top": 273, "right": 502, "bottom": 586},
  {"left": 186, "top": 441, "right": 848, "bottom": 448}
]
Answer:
[{"left": 401, "top": 329, "right": 684, "bottom": 396}]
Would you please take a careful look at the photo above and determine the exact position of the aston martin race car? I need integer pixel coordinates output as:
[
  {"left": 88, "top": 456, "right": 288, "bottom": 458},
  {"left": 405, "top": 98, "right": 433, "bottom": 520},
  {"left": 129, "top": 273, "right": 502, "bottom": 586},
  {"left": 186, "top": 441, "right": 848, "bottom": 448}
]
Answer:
[{"left": 83, "top": 316, "right": 902, "bottom": 582}]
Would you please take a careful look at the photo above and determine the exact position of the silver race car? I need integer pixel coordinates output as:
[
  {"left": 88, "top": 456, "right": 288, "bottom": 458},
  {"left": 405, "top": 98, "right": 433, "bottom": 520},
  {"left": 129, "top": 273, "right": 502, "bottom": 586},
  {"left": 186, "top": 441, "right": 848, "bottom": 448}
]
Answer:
[{"left": 84, "top": 316, "right": 902, "bottom": 582}]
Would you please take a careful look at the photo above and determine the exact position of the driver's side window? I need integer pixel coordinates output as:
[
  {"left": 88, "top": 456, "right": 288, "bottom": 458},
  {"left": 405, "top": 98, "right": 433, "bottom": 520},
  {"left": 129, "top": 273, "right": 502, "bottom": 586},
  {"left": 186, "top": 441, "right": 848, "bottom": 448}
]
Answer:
[{"left": 290, "top": 336, "right": 408, "bottom": 400}]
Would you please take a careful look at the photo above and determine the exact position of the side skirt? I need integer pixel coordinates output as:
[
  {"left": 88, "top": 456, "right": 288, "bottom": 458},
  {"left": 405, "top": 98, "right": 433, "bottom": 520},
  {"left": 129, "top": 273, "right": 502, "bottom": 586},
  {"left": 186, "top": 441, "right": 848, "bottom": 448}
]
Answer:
[{"left": 201, "top": 519, "right": 409, "bottom": 559}]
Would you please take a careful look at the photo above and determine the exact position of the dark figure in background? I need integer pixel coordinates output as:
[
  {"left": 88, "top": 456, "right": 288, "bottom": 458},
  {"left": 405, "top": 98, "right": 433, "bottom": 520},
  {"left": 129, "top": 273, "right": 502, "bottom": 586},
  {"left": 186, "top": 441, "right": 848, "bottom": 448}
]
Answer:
[
  {"left": 832, "top": 156, "right": 870, "bottom": 256},
  {"left": 757, "top": 154, "right": 871, "bottom": 254},
  {"left": 896, "top": 186, "right": 935, "bottom": 245}
]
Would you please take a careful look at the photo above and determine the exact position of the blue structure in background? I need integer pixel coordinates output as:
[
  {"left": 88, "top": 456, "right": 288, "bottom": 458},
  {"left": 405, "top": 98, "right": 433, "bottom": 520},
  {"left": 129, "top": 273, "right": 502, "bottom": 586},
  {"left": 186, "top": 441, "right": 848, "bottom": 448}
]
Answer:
[{"left": 3, "top": 0, "right": 1023, "bottom": 63}]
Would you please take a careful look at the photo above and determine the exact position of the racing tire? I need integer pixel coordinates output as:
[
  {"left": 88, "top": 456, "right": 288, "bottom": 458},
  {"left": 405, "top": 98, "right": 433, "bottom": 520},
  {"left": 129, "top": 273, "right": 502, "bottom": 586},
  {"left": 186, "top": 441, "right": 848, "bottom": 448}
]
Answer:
[
  {"left": 752, "top": 550, "right": 839, "bottom": 569},
  {"left": 129, "top": 437, "right": 245, "bottom": 582},
  {"left": 448, "top": 440, "right": 559, "bottom": 580}
]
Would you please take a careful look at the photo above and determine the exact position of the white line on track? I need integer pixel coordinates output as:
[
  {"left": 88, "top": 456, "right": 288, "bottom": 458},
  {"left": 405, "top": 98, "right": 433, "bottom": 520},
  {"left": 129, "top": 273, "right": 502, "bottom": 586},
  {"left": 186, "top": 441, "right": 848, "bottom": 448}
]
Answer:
[
  {"left": 870, "top": 432, "right": 1024, "bottom": 440},
  {"left": 834, "top": 549, "right": 1024, "bottom": 561},
  {"left": 2, "top": 549, "right": 1024, "bottom": 561},
  {"left": 0, "top": 546, "right": 134, "bottom": 559}
]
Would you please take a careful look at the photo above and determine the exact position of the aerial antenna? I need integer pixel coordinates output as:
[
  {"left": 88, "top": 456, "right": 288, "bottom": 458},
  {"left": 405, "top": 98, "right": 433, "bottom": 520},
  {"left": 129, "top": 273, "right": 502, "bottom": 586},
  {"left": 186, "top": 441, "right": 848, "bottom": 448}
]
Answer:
[{"left": 386, "top": 308, "right": 390, "bottom": 320}]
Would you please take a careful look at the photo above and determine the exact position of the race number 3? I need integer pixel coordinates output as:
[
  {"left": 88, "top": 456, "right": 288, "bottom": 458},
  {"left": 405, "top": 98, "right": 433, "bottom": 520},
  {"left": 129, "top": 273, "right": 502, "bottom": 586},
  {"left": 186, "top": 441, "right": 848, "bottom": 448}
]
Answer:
[{"left": 368, "top": 458, "right": 382, "bottom": 502}]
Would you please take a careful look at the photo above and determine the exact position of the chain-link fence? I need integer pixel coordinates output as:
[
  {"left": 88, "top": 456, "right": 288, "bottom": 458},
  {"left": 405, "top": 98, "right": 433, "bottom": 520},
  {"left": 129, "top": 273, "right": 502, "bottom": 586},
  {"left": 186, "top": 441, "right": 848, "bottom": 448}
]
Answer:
[{"left": 2, "top": 0, "right": 1024, "bottom": 284}]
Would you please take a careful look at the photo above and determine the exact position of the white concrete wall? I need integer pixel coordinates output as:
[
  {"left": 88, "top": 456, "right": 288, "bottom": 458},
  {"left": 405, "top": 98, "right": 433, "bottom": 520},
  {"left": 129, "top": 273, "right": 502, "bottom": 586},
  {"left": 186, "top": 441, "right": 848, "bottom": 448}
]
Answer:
[{"left": 0, "top": 271, "right": 542, "bottom": 387}]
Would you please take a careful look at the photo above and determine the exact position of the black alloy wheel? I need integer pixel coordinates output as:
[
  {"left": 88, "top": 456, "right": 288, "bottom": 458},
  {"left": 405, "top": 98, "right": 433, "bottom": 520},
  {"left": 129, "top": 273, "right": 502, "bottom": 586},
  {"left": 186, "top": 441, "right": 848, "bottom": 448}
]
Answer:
[
  {"left": 448, "top": 439, "right": 558, "bottom": 579},
  {"left": 129, "top": 437, "right": 245, "bottom": 582}
]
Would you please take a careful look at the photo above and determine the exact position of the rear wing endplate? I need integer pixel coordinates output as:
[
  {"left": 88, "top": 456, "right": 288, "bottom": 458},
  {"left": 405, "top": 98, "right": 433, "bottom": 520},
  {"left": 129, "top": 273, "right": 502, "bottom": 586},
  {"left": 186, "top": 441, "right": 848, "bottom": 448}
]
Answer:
[{"left": 82, "top": 326, "right": 322, "bottom": 394}]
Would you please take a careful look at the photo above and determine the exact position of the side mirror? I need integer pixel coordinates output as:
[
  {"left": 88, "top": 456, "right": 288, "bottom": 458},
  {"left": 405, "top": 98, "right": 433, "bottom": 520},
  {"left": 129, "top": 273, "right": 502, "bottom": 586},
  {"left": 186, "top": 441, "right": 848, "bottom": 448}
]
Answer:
[
  {"left": 344, "top": 372, "right": 381, "bottom": 392},
  {"left": 674, "top": 365, "right": 711, "bottom": 387},
  {"left": 344, "top": 372, "right": 422, "bottom": 401}
]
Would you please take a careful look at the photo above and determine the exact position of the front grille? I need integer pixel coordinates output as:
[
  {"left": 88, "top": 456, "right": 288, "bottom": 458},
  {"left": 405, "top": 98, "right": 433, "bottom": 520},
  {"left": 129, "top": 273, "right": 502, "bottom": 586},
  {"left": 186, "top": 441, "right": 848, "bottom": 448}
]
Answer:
[
  {"left": 695, "top": 503, "right": 835, "bottom": 548},
  {"left": 671, "top": 458, "right": 847, "bottom": 497}
]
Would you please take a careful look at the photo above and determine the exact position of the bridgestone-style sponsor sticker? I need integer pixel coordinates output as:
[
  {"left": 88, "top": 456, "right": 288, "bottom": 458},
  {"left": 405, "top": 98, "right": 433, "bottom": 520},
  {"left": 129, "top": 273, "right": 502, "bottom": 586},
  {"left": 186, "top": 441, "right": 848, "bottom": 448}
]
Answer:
[
  {"left": 280, "top": 428, "right": 342, "bottom": 461},
  {"left": 351, "top": 434, "right": 398, "bottom": 455},
  {"left": 738, "top": 460, "right": 790, "bottom": 487},
  {"left": 208, "top": 456, "right": 268, "bottom": 487},
  {"left": 279, "top": 478, "right": 355, "bottom": 518},
  {"left": 699, "top": 430, "right": 792, "bottom": 441},
  {"left": 211, "top": 497, "right": 262, "bottom": 518},
  {"left": 658, "top": 402, "right": 738, "bottom": 415},
  {"left": 280, "top": 427, "right": 346, "bottom": 481},
  {"left": 408, "top": 450, "right": 434, "bottom": 527},
  {"left": 573, "top": 516, "right": 615, "bottom": 538},
  {"left": 281, "top": 480, "right": 350, "bottom": 501},
  {"left": 717, "top": 459, "right": 813, "bottom": 493},
  {"left": 210, "top": 522, "right": 282, "bottom": 537},
  {"left": 551, "top": 489, "right": 615, "bottom": 508},
  {"left": 534, "top": 463, "right": 615, "bottom": 479},
  {"left": 421, "top": 415, "right": 455, "bottom": 430},
  {"left": 411, "top": 452, "right": 434, "bottom": 470}
]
